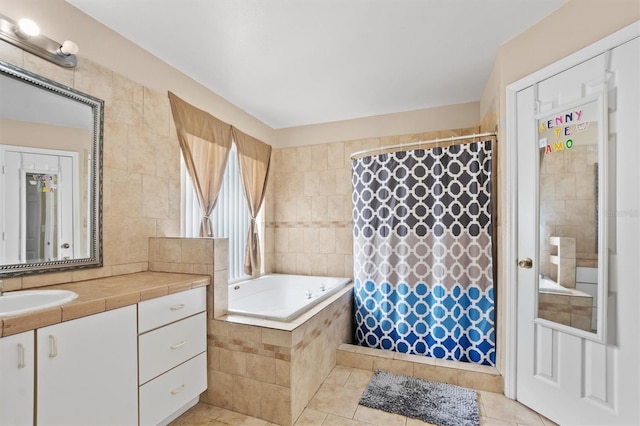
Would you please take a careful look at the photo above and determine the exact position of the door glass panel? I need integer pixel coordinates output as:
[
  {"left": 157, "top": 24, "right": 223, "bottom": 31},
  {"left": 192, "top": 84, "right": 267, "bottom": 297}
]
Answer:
[{"left": 536, "top": 96, "right": 605, "bottom": 339}]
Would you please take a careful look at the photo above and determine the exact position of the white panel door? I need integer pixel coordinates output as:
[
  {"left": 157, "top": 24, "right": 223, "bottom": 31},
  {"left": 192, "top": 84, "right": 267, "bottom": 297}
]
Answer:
[
  {"left": 36, "top": 306, "right": 138, "bottom": 426},
  {"left": 515, "top": 37, "right": 639, "bottom": 425}
]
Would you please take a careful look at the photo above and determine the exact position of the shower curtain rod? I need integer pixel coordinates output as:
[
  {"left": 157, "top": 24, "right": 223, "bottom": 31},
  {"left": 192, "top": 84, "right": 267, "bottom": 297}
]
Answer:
[{"left": 350, "top": 132, "right": 497, "bottom": 159}]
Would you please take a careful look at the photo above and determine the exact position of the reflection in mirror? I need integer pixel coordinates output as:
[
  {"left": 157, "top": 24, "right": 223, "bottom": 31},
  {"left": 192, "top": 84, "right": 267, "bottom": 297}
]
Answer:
[
  {"left": 0, "top": 60, "right": 103, "bottom": 276},
  {"left": 25, "top": 172, "right": 59, "bottom": 262},
  {"left": 536, "top": 96, "right": 605, "bottom": 337}
]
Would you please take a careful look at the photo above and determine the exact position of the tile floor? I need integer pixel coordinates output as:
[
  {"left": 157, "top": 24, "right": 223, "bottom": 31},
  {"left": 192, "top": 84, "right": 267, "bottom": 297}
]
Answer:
[{"left": 170, "top": 366, "right": 556, "bottom": 426}]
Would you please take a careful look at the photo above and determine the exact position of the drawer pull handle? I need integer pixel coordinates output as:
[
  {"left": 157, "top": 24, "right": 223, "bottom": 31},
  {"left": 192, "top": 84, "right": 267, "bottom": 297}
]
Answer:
[
  {"left": 170, "top": 304, "right": 185, "bottom": 311},
  {"left": 171, "top": 384, "right": 185, "bottom": 395},
  {"left": 49, "top": 335, "right": 58, "bottom": 358},
  {"left": 18, "top": 343, "right": 26, "bottom": 369},
  {"left": 170, "top": 341, "right": 186, "bottom": 350}
]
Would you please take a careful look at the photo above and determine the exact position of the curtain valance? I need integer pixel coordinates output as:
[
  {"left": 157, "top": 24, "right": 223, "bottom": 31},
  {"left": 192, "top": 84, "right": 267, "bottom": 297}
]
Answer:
[
  {"left": 169, "top": 91, "right": 272, "bottom": 276},
  {"left": 168, "top": 91, "right": 232, "bottom": 237}
]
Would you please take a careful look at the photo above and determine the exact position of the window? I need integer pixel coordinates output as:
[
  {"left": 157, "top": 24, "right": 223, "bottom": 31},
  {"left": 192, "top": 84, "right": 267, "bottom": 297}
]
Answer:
[{"left": 182, "top": 146, "right": 250, "bottom": 282}]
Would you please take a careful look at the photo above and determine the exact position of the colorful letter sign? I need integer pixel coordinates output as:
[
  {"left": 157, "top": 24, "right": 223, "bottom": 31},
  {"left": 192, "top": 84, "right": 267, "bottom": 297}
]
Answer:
[{"left": 538, "top": 98, "right": 599, "bottom": 155}]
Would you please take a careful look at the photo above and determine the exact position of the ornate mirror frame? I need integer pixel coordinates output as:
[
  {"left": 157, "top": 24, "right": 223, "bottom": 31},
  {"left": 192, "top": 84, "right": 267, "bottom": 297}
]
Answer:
[{"left": 0, "top": 60, "right": 103, "bottom": 276}]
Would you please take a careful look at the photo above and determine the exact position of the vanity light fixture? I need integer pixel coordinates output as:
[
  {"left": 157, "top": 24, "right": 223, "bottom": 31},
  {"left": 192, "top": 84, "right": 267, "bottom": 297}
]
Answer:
[{"left": 0, "top": 13, "right": 78, "bottom": 68}]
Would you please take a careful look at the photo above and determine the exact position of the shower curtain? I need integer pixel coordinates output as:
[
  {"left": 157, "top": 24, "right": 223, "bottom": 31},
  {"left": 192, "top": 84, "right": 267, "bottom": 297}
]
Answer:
[{"left": 352, "top": 140, "right": 495, "bottom": 366}]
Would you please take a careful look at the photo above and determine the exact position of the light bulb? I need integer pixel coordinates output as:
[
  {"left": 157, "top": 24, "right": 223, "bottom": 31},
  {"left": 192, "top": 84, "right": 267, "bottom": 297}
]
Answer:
[
  {"left": 16, "top": 18, "right": 40, "bottom": 38},
  {"left": 59, "top": 40, "right": 79, "bottom": 56}
]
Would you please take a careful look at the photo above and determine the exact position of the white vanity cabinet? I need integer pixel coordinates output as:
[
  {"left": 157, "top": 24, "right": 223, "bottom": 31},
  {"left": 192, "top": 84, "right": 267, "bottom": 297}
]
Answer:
[
  {"left": 36, "top": 305, "right": 138, "bottom": 426},
  {"left": 0, "top": 330, "right": 34, "bottom": 426},
  {"left": 138, "top": 287, "right": 207, "bottom": 426}
]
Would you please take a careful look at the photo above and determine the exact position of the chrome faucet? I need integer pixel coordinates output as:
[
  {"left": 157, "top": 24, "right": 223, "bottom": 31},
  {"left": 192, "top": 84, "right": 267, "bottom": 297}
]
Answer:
[
  {"left": 319, "top": 283, "right": 326, "bottom": 292},
  {"left": 305, "top": 289, "right": 313, "bottom": 299}
]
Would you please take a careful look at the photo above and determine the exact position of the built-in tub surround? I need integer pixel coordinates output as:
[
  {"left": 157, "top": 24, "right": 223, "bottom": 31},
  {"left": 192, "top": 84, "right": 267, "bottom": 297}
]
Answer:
[
  {"left": 205, "top": 285, "right": 353, "bottom": 425},
  {"left": 538, "top": 275, "right": 593, "bottom": 332}
]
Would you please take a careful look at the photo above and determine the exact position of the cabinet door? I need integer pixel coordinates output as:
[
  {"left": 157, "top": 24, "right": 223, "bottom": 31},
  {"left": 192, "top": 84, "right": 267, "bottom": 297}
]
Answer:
[
  {"left": 0, "top": 331, "right": 34, "bottom": 426},
  {"left": 37, "top": 306, "right": 138, "bottom": 426}
]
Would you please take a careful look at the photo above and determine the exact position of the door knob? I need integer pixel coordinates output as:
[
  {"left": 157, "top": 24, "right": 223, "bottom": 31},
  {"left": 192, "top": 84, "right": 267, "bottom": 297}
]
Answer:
[
  {"left": 518, "top": 258, "right": 533, "bottom": 269},
  {"left": 61, "top": 243, "right": 70, "bottom": 249}
]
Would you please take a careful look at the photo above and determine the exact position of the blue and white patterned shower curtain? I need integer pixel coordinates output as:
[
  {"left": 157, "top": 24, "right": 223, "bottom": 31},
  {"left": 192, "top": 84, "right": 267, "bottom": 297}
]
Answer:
[{"left": 352, "top": 140, "right": 495, "bottom": 366}]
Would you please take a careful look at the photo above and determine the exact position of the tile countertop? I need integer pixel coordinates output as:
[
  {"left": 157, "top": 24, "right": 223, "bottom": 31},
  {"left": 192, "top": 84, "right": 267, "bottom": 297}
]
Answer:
[{"left": 0, "top": 271, "right": 210, "bottom": 337}]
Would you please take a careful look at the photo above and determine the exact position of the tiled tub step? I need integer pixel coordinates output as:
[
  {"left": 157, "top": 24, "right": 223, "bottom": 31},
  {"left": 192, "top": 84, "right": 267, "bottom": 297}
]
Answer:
[{"left": 336, "top": 343, "right": 503, "bottom": 393}]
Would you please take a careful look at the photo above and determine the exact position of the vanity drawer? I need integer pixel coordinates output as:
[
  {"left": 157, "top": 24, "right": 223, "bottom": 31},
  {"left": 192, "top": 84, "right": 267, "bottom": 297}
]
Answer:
[
  {"left": 139, "top": 312, "right": 206, "bottom": 384},
  {"left": 138, "top": 287, "right": 206, "bottom": 333},
  {"left": 139, "top": 352, "right": 207, "bottom": 426}
]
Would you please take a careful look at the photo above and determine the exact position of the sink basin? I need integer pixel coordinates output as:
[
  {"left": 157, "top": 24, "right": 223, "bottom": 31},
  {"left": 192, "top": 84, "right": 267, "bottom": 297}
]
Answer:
[{"left": 0, "top": 290, "right": 78, "bottom": 318}]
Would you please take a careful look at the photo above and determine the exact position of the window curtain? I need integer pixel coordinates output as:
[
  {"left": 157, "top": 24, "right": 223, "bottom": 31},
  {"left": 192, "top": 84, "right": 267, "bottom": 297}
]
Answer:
[
  {"left": 232, "top": 127, "right": 272, "bottom": 276},
  {"left": 168, "top": 92, "right": 232, "bottom": 237}
]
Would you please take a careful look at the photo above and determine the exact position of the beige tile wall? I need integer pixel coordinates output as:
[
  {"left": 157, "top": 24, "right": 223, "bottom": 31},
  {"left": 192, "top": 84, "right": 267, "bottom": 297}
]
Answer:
[
  {"left": 264, "top": 126, "right": 481, "bottom": 278},
  {"left": 538, "top": 292, "right": 593, "bottom": 332},
  {"left": 148, "top": 237, "right": 229, "bottom": 319},
  {"left": 205, "top": 319, "right": 293, "bottom": 425},
  {"left": 540, "top": 145, "right": 599, "bottom": 277},
  {"left": 0, "top": 42, "right": 182, "bottom": 291}
]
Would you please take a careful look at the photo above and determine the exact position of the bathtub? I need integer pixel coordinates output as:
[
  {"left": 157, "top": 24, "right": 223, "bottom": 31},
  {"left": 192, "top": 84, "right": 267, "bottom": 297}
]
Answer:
[
  {"left": 539, "top": 276, "right": 591, "bottom": 297},
  {"left": 539, "top": 276, "right": 573, "bottom": 294},
  {"left": 227, "top": 274, "right": 352, "bottom": 322}
]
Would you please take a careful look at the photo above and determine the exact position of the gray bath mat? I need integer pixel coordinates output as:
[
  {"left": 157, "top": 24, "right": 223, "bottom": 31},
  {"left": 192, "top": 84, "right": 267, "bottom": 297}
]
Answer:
[{"left": 359, "top": 370, "right": 479, "bottom": 426}]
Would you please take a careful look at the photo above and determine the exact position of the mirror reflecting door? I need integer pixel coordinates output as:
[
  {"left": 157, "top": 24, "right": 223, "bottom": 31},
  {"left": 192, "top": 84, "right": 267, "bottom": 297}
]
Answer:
[
  {"left": 24, "top": 172, "right": 59, "bottom": 262},
  {"left": 535, "top": 94, "right": 607, "bottom": 339},
  {"left": 2, "top": 146, "right": 78, "bottom": 265}
]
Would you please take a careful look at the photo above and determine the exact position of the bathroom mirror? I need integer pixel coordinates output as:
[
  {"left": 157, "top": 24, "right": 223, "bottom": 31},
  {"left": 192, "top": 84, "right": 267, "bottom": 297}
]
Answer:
[
  {"left": 535, "top": 94, "right": 607, "bottom": 341},
  {"left": 0, "top": 60, "right": 103, "bottom": 276}
]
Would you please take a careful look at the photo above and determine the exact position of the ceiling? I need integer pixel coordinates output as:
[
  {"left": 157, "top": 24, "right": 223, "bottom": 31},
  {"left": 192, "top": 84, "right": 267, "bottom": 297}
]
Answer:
[{"left": 66, "top": 0, "right": 564, "bottom": 129}]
